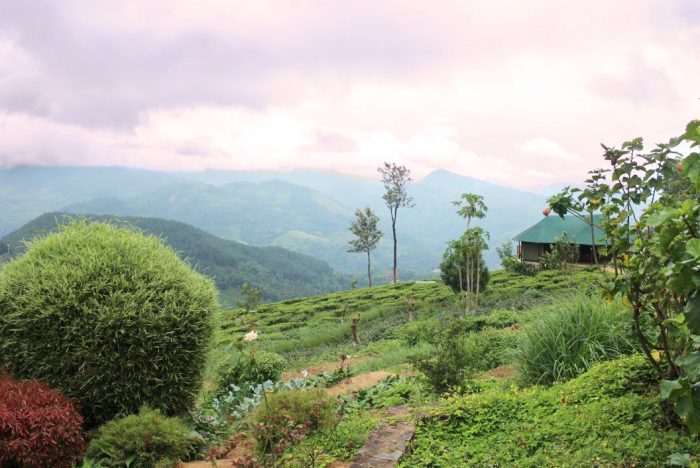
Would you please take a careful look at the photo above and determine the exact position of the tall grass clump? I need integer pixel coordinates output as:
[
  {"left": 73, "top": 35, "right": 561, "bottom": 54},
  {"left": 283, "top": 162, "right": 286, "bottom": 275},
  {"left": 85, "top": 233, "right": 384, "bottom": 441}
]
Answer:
[
  {"left": 0, "top": 221, "right": 217, "bottom": 426},
  {"left": 518, "top": 295, "right": 637, "bottom": 385}
]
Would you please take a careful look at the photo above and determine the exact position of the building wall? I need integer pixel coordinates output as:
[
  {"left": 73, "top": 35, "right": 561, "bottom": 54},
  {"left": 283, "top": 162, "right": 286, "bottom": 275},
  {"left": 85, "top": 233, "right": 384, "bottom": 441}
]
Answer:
[{"left": 521, "top": 242, "right": 543, "bottom": 262}]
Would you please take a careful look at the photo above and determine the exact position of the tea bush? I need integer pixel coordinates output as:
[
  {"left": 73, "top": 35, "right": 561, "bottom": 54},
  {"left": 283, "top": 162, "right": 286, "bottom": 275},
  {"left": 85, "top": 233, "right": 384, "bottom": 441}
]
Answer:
[
  {"left": 413, "top": 325, "right": 521, "bottom": 392},
  {"left": 250, "top": 388, "right": 336, "bottom": 453},
  {"left": 0, "top": 377, "right": 86, "bottom": 467},
  {"left": 85, "top": 406, "right": 194, "bottom": 467},
  {"left": 216, "top": 350, "right": 286, "bottom": 393},
  {"left": 402, "top": 355, "right": 698, "bottom": 467},
  {"left": 518, "top": 295, "right": 637, "bottom": 385},
  {"left": 0, "top": 222, "right": 217, "bottom": 425}
]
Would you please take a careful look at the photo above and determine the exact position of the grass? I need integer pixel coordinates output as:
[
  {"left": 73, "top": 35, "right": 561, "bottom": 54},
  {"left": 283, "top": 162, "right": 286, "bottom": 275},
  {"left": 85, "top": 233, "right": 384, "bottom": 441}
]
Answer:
[{"left": 518, "top": 295, "right": 638, "bottom": 385}]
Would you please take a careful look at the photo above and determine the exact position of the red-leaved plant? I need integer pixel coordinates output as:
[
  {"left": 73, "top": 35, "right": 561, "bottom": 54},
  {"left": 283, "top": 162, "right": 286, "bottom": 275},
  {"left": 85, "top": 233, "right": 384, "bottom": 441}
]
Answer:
[{"left": 0, "top": 377, "right": 86, "bottom": 467}]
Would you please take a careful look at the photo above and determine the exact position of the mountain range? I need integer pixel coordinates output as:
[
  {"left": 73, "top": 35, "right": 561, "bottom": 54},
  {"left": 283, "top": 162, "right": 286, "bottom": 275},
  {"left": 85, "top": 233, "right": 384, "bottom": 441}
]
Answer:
[
  {"left": 0, "top": 213, "right": 349, "bottom": 306},
  {"left": 0, "top": 165, "right": 548, "bottom": 275}
]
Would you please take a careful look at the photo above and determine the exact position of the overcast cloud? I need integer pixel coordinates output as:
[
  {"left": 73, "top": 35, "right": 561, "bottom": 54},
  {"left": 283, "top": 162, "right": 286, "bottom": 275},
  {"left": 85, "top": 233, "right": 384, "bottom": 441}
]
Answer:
[{"left": 0, "top": 0, "right": 698, "bottom": 190}]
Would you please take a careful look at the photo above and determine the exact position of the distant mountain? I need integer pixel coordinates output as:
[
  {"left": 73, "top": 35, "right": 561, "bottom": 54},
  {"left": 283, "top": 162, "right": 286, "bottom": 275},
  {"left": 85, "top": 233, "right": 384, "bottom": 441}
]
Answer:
[
  {"left": 180, "top": 168, "right": 547, "bottom": 268},
  {"left": 0, "top": 166, "right": 549, "bottom": 274},
  {"left": 0, "top": 213, "right": 351, "bottom": 306},
  {"left": 0, "top": 166, "right": 179, "bottom": 236}
]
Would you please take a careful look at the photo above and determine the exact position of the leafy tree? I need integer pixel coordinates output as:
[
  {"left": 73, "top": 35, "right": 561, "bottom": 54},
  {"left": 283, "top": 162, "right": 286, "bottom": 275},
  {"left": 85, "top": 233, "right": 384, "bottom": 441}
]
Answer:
[
  {"left": 495, "top": 240, "right": 513, "bottom": 263},
  {"left": 378, "top": 162, "right": 414, "bottom": 284},
  {"left": 453, "top": 193, "right": 489, "bottom": 312},
  {"left": 440, "top": 235, "right": 489, "bottom": 301},
  {"left": 238, "top": 282, "right": 263, "bottom": 313},
  {"left": 348, "top": 206, "right": 383, "bottom": 287},
  {"left": 547, "top": 120, "right": 700, "bottom": 432}
]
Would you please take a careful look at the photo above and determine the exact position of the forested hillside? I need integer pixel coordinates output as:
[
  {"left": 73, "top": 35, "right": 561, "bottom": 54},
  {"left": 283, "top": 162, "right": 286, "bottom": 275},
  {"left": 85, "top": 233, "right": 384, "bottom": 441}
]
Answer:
[{"left": 0, "top": 213, "right": 350, "bottom": 305}]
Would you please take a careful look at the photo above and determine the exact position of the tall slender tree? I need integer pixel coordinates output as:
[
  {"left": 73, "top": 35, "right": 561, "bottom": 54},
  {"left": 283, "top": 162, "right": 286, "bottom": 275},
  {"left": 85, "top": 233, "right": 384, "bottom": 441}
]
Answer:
[
  {"left": 453, "top": 193, "right": 488, "bottom": 313},
  {"left": 348, "top": 207, "right": 383, "bottom": 287},
  {"left": 378, "top": 162, "right": 414, "bottom": 283}
]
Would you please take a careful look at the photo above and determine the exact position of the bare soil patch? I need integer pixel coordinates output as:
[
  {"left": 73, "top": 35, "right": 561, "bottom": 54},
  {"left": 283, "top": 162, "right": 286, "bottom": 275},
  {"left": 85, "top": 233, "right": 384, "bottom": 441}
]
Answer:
[
  {"left": 479, "top": 363, "right": 517, "bottom": 380},
  {"left": 326, "top": 370, "right": 393, "bottom": 397}
]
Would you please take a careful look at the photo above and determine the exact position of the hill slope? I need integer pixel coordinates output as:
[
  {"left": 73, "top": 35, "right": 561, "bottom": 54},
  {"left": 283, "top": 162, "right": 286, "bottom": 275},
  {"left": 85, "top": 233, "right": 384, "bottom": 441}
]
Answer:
[{"left": 0, "top": 213, "right": 350, "bottom": 306}]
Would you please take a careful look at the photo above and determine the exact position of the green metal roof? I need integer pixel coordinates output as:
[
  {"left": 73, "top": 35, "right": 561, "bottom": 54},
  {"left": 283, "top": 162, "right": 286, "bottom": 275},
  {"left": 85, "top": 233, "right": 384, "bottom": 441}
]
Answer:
[{"left": 513, "top": 214, "right": 606, "bottom": 246}]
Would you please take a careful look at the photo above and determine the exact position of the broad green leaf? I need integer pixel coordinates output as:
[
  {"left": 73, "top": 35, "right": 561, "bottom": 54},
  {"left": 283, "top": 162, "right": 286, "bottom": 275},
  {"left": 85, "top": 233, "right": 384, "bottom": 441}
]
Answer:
[
  {"left": 677, "top": 352, "right": 700, "bottom": 381},
  {"left": 660, "top": 379, "right": 684, "bottom": 400},
  {"left": 647, "top": 208, "right": 678, "bottom": 228},
  {"left": 675, "top": 388, "right": 700, "bottom": 434},
  {"left": 666, "top": 452, "right": 692, "bottom": 467},
  {"left": 687, "top": 239, "right": 700, "bottom": 260}
]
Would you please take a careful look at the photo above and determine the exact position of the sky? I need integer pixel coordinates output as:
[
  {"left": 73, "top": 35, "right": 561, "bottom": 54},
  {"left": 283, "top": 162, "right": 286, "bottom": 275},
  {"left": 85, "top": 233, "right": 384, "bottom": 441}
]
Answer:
[{"left": 0, "top": 0, "right": 698, "bottom": 191}]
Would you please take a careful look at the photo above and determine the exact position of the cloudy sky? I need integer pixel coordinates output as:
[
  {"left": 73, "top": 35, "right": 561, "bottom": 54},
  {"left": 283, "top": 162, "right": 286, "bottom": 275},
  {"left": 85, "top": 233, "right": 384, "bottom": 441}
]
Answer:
[{"left": 0, "top": 0, "right": 698, "bottom": 191}]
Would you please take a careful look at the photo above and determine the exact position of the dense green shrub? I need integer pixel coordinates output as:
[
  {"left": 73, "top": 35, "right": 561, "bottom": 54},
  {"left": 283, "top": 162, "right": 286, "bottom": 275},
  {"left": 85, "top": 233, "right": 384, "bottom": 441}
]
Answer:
[
  {"left": 0, "top": 222, "right": 217, "bottom": 425},
  {"left": 402, "top": 355, "right": 694, "bottom": 467},
  {"left": 518, "top": 295, "right": 637, "bottom": 385},
  {"left": 502, "top": 256, "right": 539, "bottom": 275},
  {"left": 250, "top": 388, "right": 336, "bottom": 452},
  {"left": 85, "top": 406, "right": 194, "bottom": 467},
  {"left": 216, "top": 350, "right": 286, "bottom": 393},
  {"left": 413, "top": 324, "right": 521, "bottom": 392}
]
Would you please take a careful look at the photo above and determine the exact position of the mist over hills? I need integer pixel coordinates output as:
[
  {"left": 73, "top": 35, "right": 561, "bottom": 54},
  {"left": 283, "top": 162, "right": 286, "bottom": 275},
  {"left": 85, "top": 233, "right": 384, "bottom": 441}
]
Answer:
[
  {"left": 0, "top": 166, "right": 548, "bottom": 274},
  {"left": 0, "top": 213, "right": 349, "bottom": 306}
]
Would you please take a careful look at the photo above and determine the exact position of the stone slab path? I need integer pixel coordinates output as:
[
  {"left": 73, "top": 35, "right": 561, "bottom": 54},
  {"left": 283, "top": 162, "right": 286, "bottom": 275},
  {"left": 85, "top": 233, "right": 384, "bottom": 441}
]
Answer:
[{"left": 350, "top": 406, "right": 415, "bottom": 467}]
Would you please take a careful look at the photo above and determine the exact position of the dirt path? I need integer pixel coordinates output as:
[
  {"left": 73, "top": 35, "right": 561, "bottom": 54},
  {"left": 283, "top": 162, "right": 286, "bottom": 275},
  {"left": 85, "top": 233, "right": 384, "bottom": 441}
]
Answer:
[{"left": 350, "top": 406, "right": 415, "bottom": 467}]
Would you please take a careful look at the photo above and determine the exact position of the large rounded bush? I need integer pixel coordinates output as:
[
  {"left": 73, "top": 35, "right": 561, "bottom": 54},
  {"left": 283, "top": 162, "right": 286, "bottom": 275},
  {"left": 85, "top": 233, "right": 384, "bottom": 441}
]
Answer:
[{"left": 0, "top": 221, "right": 217, "bottom": 425}]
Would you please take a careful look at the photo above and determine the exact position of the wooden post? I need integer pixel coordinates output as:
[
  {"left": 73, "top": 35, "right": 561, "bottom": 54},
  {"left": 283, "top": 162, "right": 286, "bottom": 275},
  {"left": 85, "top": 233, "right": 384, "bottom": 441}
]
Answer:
[{"left": 351, "top": 314, "right": 361, "bottom": 346}]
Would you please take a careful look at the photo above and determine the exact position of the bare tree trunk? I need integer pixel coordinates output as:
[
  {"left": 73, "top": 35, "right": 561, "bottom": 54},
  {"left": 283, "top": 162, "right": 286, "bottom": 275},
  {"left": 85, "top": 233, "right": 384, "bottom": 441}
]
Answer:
[
  {"left": 475, "top": 252, "right": 481, "bottom": 309},
  {"left": 465, "top": 249, "right": 472, "bottom": 314},
  {"left": 456, "top": 263, "right": 465, "bottom": 312},
  {"left": 351, "top": 314, "right": 361, "bottom": 346},
  {"left": 367, "top": 250, "right": 372, "bottom": 287},
  {"left": 392, "top": 214, "right": 398, "bottom": 284},
  {"left": 590, "top": 212, "right": 600, "bottom": 269}
]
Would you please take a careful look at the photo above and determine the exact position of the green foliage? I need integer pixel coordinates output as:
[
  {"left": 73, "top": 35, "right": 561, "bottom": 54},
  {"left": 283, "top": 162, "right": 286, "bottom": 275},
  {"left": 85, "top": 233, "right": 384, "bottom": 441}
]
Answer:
[
  {"left": 250, "top": 388, "right": 336, "bottom": 453},
  {"left": 216, "top": 350, "right": 286, "bottom": 393},
  {"left": 495, "top": 239, "right": 513, "bottom": 262},
  {"left": 518, "top": 295, "right": 637, "bottom": 385},
  {"left": 85, "top": 407, "right": 194, "bottom": 468},
  {"left": 0, "top": 221, "right": 216, "bottom": 426},
  {"left": 280, "top": 413, "right": 379, "bottom": 466},
  {"left": 348, "top": 206, "right": 383, "bottom": 286},
  {"left": 378, "top": 162, "right": 414, "bottom": 283},
  {"left": 538, "top": 232, "right": 579, "bottom": 270},
  {"left": 548, "top": 119, "right": 700, "bottom": 431},
  {"left": 440, "top": 240, "right": 489, "bottom": 295},
  {"left": 502, "top": 256, "right": 539, "bottom": 275},
  {"left": 402, "top": 355, "right": 700, "bottom": 467},
  {"left": 237, "top": 282, "right": 263, "bottom": 313},
  {"left": 342, "top": 376, "right": 433, "bottom": 412},
  {"left": 413, "top": 325, "right": 521, "bottom": 392},
  {"left": 2, "top": 213, "right": 349, "bottom": 306}
]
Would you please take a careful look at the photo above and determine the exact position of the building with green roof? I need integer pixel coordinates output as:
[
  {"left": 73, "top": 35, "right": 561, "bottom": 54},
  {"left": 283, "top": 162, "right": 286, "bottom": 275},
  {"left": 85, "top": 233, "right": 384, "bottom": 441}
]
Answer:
[{"left": 513, "top": 214, "right": 606, "bottom": 263}]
